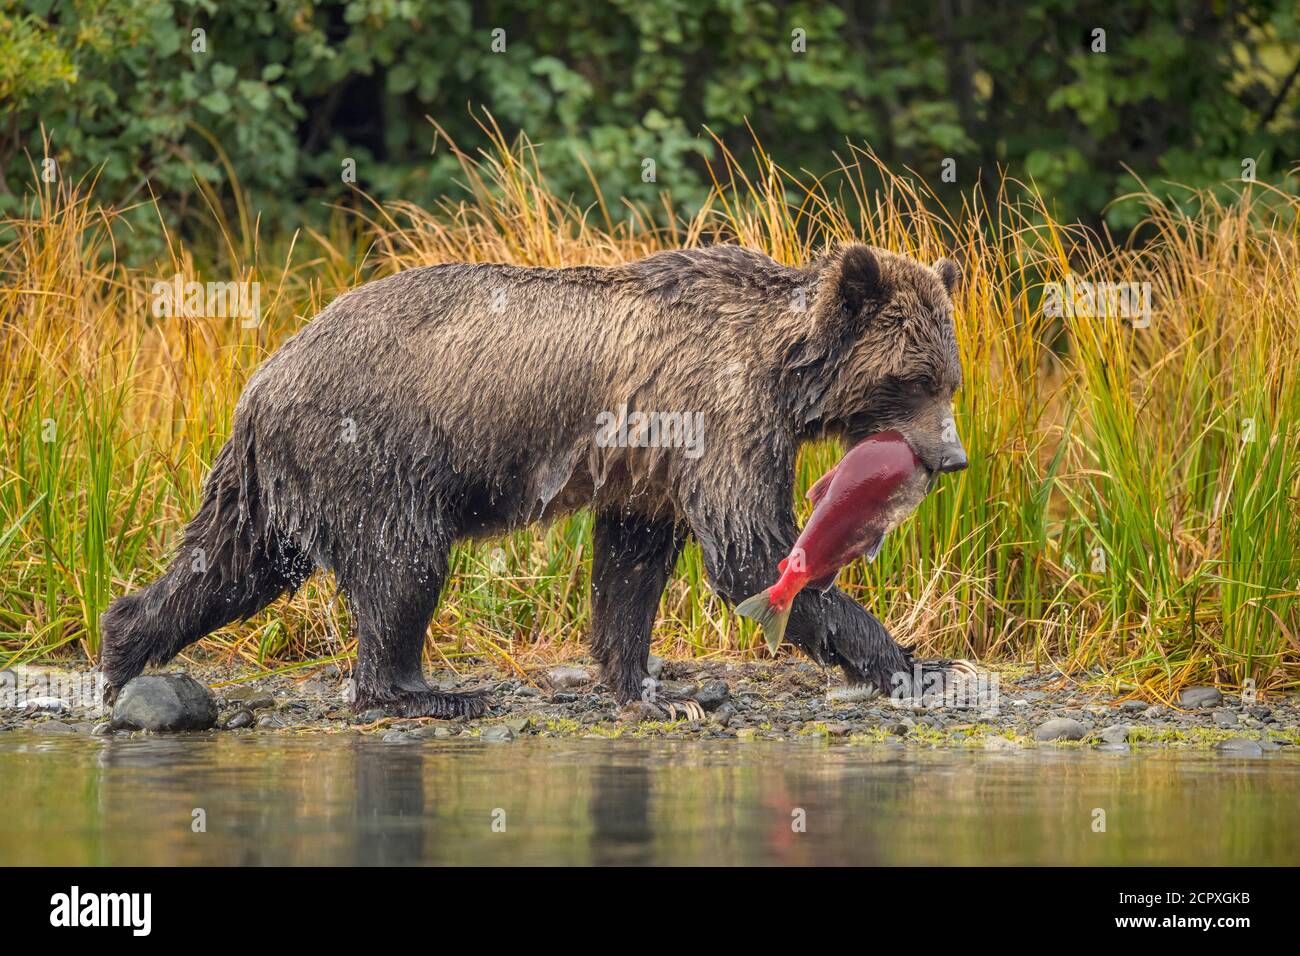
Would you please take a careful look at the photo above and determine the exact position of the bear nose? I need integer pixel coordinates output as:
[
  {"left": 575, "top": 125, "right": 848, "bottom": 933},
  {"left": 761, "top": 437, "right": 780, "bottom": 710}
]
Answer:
[{"left": 938, "top": 448, "right": 968, "bottom": 473}]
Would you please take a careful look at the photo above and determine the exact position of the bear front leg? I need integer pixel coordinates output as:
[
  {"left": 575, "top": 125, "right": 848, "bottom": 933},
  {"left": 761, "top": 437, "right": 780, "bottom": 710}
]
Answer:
[
  {"left": 589, "top": 509, "right": 688, "bottom": 711},
  {"left": 795, "top": 587, "right": 979, "bottom": 696},
  {"left": 797, "top": 587, "right": 914, "bottom": 693}
]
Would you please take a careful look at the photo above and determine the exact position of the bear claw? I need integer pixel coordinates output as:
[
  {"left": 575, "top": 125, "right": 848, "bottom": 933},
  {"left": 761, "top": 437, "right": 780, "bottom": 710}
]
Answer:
[
  {"left": 947, "top": 659, "right": 979, "bottom": 678},
  {"left": 660, "top": 698, "right": 706, "bottom": 722},
  {"left": 620, "top": 696, "right": 706, "bottom": 722}
]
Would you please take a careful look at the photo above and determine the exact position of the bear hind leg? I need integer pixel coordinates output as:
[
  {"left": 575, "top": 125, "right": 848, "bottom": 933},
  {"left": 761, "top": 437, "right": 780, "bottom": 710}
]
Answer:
[{"left": 102, "top": 524, "right": 313, "bottom": 700}]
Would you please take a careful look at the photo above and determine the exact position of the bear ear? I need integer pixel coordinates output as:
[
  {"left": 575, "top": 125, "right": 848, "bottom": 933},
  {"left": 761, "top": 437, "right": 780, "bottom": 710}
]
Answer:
[
  {"left": 935, "top": 257, "right": 961, "bottom": 295},
  {"left": 834, "top": 244, "right": 883, "bottom": 316}
]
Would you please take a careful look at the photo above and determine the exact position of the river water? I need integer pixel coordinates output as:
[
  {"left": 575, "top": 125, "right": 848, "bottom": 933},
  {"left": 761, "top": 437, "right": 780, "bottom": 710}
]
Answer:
[{"left": 1, "top": 733, "right": 1296, "bottom": 865}]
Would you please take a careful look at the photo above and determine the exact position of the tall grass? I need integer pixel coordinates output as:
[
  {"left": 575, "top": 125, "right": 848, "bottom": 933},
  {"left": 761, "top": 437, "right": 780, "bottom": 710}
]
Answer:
[{"left": 2, "top": 121, "right": 1297, "bottom": 695}]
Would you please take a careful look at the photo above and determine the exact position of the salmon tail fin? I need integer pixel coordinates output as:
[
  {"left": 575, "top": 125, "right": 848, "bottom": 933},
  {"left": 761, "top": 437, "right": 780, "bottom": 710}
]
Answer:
[{"left": 735, "top": 590, "right": 792, "bottom": 654}]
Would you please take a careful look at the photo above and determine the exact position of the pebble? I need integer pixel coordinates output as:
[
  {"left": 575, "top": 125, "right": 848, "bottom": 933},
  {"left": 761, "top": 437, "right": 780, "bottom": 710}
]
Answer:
[
  {"left": 694, "top": 680, "right": 730, "bottom": 711},
  {"left": 1212, "top": 709, "right": 1240, "bottom": 729},
  {"left": 656, "top": 680, "right": 695, "bottom": 698},
  {"left": 1178, "top": 686, "right": 1222, "bottom": 709},
  {"left": 256, "top": 714, "right": 286, "bottom": 729},
  {"left": 1120, "top": 700, "right": 1148, "bottom": 713},
  {"left": 224, "top": 709, "right": 255, "bottom": 729},
  {"left": 1035, "top": 717, "right": 1086, "bottom": 741},
  {"left": 545, "top": 666, "right": 592, "bottom": 689},
  {"left": 222, "top": 686, "right": 276, "bottom": 710},
  {"left": 826, "top": 685, "right": 879, "bottom": 703},
  {"left": 1098, "top": 724, "right": 1131, "bottom": 744},
  {"left": 710, "top": 703, "right": 735, "bottom": 728},
  {"left": 23, "top": 696, "right": 70, "bottom": 714},
  {"left": 619, "top": 700, "right": 660, "bottom": 722},
  {"left": 480, "top": 724, "right": 514, "bottom": 742},
  {"left": 414, "top": 725, "right": 444, "bottom": 738}
]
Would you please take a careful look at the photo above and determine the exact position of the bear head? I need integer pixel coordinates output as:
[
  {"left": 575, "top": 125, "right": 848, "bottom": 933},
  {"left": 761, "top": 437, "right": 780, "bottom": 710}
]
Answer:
[{"left": 806, "top": 243, "right": 967, "bottom": 477}]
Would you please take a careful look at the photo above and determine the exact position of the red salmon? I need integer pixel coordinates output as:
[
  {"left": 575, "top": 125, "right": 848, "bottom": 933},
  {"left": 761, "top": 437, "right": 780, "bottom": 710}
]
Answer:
[{"left": 735, "top": 430, "right": 929, "bottom": 651}]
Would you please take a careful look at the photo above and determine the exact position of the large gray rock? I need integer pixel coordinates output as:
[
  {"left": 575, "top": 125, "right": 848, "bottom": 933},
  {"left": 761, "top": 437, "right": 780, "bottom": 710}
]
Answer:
[
  {"left": 1178, "top": 686, "right": 1222, "bottom": 709},
  {"left": 1215, "top": 737, "right": 1263, "bottom": 757},
  {"left": 1035, "top": 717, "right": 1087, "bottom": 741},
  {"left": 111, "top": 675, "right": 218, "bottom": 732}
]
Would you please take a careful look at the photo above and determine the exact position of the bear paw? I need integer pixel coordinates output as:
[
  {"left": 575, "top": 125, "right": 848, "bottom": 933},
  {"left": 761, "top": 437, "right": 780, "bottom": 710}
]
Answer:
[{"left": 359, "top": 688, "right": 488, "bottom": 720}]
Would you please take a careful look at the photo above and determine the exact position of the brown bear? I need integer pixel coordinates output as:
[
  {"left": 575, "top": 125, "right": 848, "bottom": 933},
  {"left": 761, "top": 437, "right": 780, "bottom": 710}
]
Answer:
[{"left": 101, "top": 243, "right": 967, "bottom": 718}]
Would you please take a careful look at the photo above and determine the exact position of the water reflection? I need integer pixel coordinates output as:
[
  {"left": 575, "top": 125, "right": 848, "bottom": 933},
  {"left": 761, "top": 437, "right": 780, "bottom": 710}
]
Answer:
[
  {"left": 353, "top": 739, "right": 427, "bottom": 866},
  {"left": 589, "top": 762, "right": 653, "bottom": 865},
  {"left": 0, "top": 734, "right": 1297, "bottom": 865}
]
